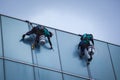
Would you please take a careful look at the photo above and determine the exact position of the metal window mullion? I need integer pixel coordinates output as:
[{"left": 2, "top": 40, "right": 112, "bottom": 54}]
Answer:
[
  {"left": 27, "top": 22, "right": 36, "bottom": 80},
  {"left": 107, "top": 43, "right": 117, "bottom": 80},
  {"left": 55, "top": 30, "right": 65, "bottom": 80},
  {"left": 0, "top": 15, "right": 6, "bottom": 80}
]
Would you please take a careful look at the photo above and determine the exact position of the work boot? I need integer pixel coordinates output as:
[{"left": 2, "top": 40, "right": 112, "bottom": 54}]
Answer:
[
  {"left": 90, "top": 51, "right": 94, "bottom": 56},
  {"left": 88, "top": 56, "right": 92, "bottom": 62}
]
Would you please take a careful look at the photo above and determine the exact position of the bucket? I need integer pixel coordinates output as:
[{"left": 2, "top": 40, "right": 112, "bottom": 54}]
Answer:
[{"left": 39, "top": 35, "right": 46, "bottom": 45}]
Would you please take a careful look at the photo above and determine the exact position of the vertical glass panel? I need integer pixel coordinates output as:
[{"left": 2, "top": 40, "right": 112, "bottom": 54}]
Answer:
[
  {"left": 0, "top": 59, "right": 4, "bottom": 80},
  {"left": 1, "top": 16, "right": 32, "bottom": 63},
  {"left": 56, "top": 31, "right": 88, "bottom": 77},
  {"left": 89, "top": 41, "right": 115, "bottom": 80},
  {"left": 33, "top": 29, "right": 61, "bottom": 70},
  {"left": 5, "top": 60, "right": 34, "bottom": 80},
  {"left": 0, "top": 16, "right": 2, "bottom": 57},
  {"left": 0, "top": 33, "right": 2, "bottom": 57},
  {"left": 35, "top": 68, "right": 62, "bottom": 80},
  {"left": 64, "top": 74, "right": 86, "bottom": 80},
  {"left": 108, "top": 44, "right": 120, "bottom": 80}
]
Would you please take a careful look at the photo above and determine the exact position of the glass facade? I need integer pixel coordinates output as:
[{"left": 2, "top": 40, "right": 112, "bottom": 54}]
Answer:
[
  {"left": 56, "top": 31, "right": 88, "bottom": 77},
  {"left": 0, "top": 14, "right": 120, "bottom": 80},
  {"left": 5, "top": 60, "right": 34, "bottom": 80},
  {"left": 108, "top": 44, "right": 120, "bottom": 80},
  {"left": 33, "top": 28, "right": 61, "bottom": 70},
  {"left": 89, "top": 41, "right": 115, "bottom": 80},
  {"left": 0, "top": 59, "right": 4, "bottom": 80},
  {"left": 63, "top": 74, "right": 85, "bottom": 80},
  {"left": 1, "top": 16, "right": 32, "bottom": 63},
  {"left": 0, "top": 16, "right": 2, "bottom": 57},
  {"left": 35, "top": 68, "right": 62, "bottom": 80}
]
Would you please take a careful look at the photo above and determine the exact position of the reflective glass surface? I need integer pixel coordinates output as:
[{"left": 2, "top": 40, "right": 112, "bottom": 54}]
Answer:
[
  {"left": 5, "top": 60, "right": 34, "bottom": 80},
  {"left": 64, "top": 74, "right": 85, "bottom": 80},
  {"left": 108, "top": 44, "right": 120, "bottom": 80},
  {"left": 0, "top": 59, "right": 4, "bottom": 80},
  {"left": 1, "top": 14, "right": 120, "bottom": 80},
  {"left": 56, "top": 31, "right": 88, "bottom": 77},
  {"left": 33, "top": 29, "right": 61, "bottom": 70},
  {"left": 35, "top": 68, "right": 62, "bottom": 80},
  {"left": 1, "top": 16, "right": 32, "bottom": 63},
  {"left": 0, "top": 16, "right": 2, "bottom": 57},
  {"left": 89, "top": 41, "right": 115, "bottom": 80}
]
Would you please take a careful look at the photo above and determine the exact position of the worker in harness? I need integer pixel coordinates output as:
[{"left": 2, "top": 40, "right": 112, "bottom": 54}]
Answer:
[
  {"left": 78, "top": 33, "right": 95, "bottom": 65},
  {"left": 22, "top": 22, "right": 53, "bottom": 49}
]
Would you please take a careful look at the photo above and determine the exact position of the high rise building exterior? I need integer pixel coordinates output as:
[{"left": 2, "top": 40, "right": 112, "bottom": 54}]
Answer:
[{"left": 0, "top": 14, "right": 120, "bottom": 80}]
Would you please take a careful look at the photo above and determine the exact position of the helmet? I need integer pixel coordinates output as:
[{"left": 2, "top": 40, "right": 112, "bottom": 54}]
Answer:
[{"left": 36, "top": 25, "right": 44, "bottom": 30}]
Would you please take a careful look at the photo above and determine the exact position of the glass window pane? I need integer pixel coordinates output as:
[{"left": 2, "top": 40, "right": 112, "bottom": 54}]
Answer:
[
  {"left": 0, "top": 16, "right": 2, "bottom": 57},
  {"left": 5, "top": 60, "right": 34, "bottom": 80},
  {"left": 64, "top": 74, "right": 86, "bottom": 80},
  {"left": 0, "top": 59, "right": 4, "bottom": 80},
  {"left": 89, "top": 41, "right": 115, "bottom": 80},
  {"left": 1, "top": 16, "right": 32, "bottom": 63},
  {"left": 35, "top": 68, "right": 62, "bottom": 80},
  {"left": 0, "top": 34, "right": 2, "bottom": 57},
  {"left": 56, "top": 31, "right": 88, "bottom": 77},
  {"left": 108, "top": 44, "right": 120, "bottom": 80},
  {"left": 33, "top": 29, "right": 61, "bottom": 70}
]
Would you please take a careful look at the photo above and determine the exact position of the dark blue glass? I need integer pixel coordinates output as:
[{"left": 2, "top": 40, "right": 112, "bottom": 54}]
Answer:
[
  {"left": 89, "top": 41, "right": 115, "bottom": 80},
  {"left": 1, "top": 16, "right": 32, "bottom": 63},
  {"left": 0, "top": 59, "right": 4, "bottom": 80},
  {"left": 108, "top": 44, "right": 120, "bottom": 80},
  {"left": 64, "top": 74, "right": 86, "bottom": 80},
  {"left": 33, "top": 29, "right": 61, "bottom": 70},
  {"left": 5, "top": 60, "right": 34, "bottom": 80},
  {"left": 56, "top": 31, "right": 88, "bottom": 77},
  {"left": 35, "top": 68, "right": 62, "bottom": 80}
]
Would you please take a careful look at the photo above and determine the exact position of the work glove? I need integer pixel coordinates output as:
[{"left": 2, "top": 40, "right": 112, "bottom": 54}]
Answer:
[{"left": 50, "top": 46, "right": 53, "bottom": 49}]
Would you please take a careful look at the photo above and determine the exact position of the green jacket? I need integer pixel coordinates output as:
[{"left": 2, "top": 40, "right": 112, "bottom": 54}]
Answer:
[{"left": 44, "top": 28, "right": 50, "bottom": 37}]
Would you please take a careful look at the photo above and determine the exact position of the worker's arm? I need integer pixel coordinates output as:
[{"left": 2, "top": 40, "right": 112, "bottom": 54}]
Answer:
[
  {"left": 47, "top": 36, "right": 53, "bottom": 49},
  {"left": 22, "top": 27, "right": 35, "bottom": 40},
  {"left": 91, "top": 39, "right": 94, "bottom": 45}
]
